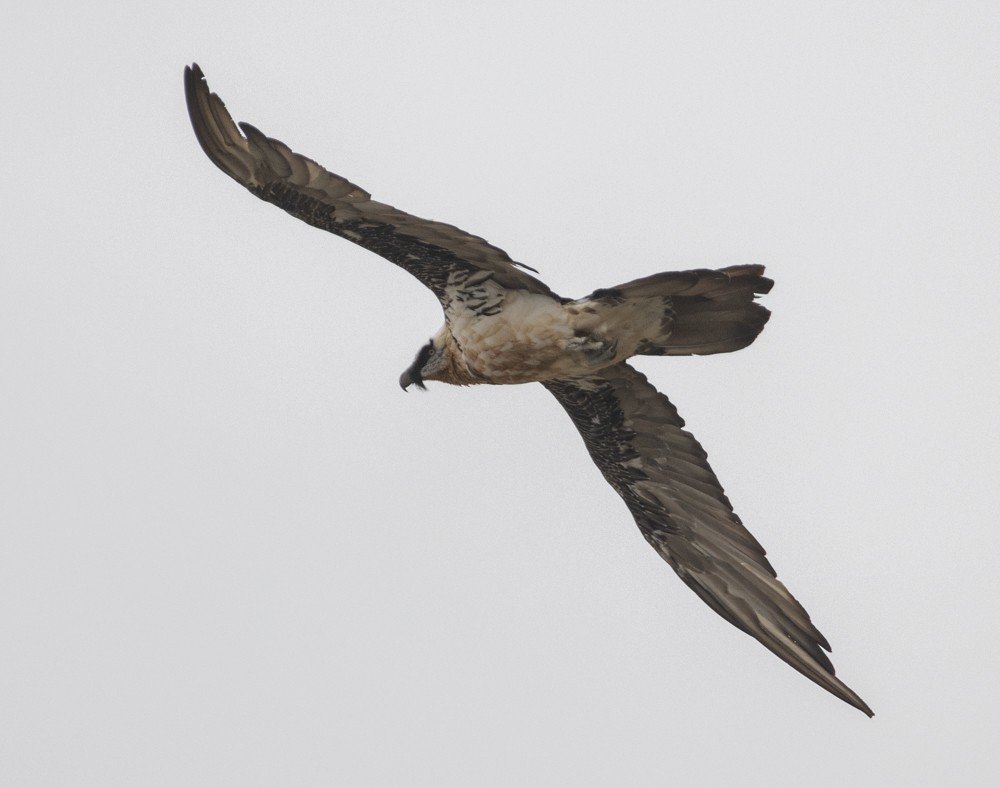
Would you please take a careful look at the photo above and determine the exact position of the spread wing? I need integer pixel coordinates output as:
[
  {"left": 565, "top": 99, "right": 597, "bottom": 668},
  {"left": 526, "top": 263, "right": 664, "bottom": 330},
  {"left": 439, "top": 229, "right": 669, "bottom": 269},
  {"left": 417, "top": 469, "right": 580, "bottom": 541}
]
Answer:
[
  {"left": 543, "top": 363, "right": 873, "bottom": 716},
  {"left": 184, "top": 64, "right": 558, "bottom": 304}
]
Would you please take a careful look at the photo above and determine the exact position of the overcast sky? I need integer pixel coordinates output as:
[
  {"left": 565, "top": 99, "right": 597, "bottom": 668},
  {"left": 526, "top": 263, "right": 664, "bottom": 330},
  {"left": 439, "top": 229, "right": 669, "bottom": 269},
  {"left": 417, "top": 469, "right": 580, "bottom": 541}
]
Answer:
[{"left": 3, "top": 2, "right": 999, "bottom": 785}]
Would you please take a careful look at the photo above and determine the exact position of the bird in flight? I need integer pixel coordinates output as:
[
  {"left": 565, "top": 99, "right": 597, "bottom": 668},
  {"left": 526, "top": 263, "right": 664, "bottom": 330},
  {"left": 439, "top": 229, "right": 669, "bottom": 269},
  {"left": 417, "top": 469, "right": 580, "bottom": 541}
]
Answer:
[{"left": 184, "top": 63, "right": 872, "bottom": 717}]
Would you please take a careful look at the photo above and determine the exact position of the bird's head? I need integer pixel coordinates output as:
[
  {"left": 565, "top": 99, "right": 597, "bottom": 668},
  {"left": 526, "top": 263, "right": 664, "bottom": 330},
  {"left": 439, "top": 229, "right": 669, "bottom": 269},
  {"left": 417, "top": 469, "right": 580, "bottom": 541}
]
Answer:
[{"left": 399, "top": 337, "right": 446, "bottom": 391}]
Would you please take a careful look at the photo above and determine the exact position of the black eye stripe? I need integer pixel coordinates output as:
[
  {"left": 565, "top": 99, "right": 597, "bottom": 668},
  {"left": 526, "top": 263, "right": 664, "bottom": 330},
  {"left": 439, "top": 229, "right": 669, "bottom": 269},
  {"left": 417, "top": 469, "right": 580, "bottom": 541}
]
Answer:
[{"left": 415, "top": 341, "right": 434, "bottom": 367}]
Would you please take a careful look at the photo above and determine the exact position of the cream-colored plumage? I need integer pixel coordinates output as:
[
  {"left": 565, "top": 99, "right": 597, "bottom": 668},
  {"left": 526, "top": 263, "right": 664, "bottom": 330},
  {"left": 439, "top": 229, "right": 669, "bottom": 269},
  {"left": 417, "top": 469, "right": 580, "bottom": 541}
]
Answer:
[
  {"left": 185, "top": 63, "right": 872, "bottom": 717},
  {"left": 437, "top": 288, "right": 668, "bottom": 384}
]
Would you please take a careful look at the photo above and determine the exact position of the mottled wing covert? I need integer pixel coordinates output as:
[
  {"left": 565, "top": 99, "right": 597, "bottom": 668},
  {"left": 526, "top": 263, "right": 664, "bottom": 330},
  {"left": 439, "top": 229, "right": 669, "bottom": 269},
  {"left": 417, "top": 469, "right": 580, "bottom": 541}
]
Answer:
[
  {"left": 543, "top": 363, "right": 873, "bottom": 716},
  {"left": 184, "top": 64, "right": 558, "bottom": 303}
]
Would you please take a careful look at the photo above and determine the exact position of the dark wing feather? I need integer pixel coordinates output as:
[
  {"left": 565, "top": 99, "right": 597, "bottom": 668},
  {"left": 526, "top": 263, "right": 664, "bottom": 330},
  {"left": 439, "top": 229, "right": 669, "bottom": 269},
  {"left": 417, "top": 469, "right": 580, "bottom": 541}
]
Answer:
[
  {"left": 542, "top": 363, "right": 873, "bottom": 716},
  {"left": 184, "top": 64, "right": 558, "bottom": 303}
]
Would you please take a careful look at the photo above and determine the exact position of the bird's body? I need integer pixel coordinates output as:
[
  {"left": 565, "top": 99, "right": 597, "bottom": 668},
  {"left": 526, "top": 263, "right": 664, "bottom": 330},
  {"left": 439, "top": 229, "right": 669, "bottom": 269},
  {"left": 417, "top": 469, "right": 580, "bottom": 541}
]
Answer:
[
  {"left": 438, "top": 287, "right": 582, "bottom": 384},
  {"left": 434, "top": 286, "right": 659, "bottom": 384},
  {"left": 185, "top": 63, "right": 872, "bottom": 716}
]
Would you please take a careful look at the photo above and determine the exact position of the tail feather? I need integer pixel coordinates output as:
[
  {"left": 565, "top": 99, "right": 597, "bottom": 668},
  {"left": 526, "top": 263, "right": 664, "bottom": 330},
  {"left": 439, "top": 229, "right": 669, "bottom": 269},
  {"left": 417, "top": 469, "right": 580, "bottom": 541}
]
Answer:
[{"left": 602, "top": 265, "right": 773, "bottom": 356}]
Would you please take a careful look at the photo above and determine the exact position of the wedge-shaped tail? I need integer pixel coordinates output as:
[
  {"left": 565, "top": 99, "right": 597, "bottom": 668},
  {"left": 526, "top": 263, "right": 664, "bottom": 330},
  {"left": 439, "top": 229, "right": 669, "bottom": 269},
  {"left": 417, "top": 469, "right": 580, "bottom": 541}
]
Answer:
[{"left": 585, "top": 264, "right": 773, "bottom": 356}]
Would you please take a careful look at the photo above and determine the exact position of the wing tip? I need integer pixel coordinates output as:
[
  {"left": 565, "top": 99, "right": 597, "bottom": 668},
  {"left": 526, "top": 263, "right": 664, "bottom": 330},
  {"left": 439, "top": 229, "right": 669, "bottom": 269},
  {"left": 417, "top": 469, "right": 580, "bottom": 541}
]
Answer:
[
  {"left": 836, "top": 682, "right": 875, "bottom": 717},
  {"left": 184, "top": 62, "right": 261, "bottom": 188},
  {"left": 183, "top": 62, "right": 206, "bottom": 109}
]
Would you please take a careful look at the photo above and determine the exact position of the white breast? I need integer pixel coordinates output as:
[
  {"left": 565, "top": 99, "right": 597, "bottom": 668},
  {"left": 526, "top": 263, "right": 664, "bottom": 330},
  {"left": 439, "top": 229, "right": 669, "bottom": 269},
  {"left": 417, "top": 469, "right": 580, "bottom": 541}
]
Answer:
[{"left": 444, "top": 290, "right": 605, "bottom": 384}]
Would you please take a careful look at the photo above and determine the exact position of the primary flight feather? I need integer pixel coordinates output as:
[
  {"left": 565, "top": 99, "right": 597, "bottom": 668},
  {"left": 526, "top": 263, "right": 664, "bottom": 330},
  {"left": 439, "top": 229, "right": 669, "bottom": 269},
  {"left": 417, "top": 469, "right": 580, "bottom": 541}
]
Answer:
[{"left": 184, "top": 63, "right": 872, "bottom": 716}]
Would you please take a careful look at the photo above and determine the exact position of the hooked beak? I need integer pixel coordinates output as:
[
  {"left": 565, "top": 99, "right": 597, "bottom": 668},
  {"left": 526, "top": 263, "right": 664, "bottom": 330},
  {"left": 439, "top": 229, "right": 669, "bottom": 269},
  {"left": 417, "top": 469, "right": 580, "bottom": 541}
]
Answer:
[
  {"left": 399, "top": 368, "right": 425, "bottom": 391},
  {"left": 401, "top": 340, "right": 434, "bottom": 391}
]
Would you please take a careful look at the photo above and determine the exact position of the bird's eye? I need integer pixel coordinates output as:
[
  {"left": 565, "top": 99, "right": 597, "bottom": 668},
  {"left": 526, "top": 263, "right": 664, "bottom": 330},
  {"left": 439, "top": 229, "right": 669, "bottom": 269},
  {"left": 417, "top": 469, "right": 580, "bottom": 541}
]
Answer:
[{"left": 415, "top": 342, "right": 434, "bottom": 368}]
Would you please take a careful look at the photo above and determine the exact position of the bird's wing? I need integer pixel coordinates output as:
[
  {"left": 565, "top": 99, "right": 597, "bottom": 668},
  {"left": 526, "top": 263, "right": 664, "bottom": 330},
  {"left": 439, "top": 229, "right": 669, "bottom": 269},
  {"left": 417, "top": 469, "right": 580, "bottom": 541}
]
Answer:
[
  {"left": 542, "top": 362, "right": 873, "bottom": 716},
  {"left": 184, "top": 64, "right": 558, "bottom": 304}
]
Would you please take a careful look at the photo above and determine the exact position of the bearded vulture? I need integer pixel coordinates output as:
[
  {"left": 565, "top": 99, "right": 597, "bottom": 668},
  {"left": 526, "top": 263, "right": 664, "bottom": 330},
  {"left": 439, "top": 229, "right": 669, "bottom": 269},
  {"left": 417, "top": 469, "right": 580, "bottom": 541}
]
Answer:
[{"left": 184, "top": 63, "right": 872, "bottom": 717}]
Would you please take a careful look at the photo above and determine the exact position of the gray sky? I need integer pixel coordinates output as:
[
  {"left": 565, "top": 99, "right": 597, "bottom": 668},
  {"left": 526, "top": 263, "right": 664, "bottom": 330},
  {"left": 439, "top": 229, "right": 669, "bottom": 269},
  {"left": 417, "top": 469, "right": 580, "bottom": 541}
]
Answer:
[{"left": 3, "top": 1, "right": 999, "bottom": 785}]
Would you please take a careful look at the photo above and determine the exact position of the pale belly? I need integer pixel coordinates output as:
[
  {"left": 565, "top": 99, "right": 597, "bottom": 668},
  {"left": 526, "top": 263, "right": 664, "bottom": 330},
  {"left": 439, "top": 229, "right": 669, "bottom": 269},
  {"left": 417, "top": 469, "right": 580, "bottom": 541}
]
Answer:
[{"left": 444, "top": 291, "right": 636, "bottom": 384}]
